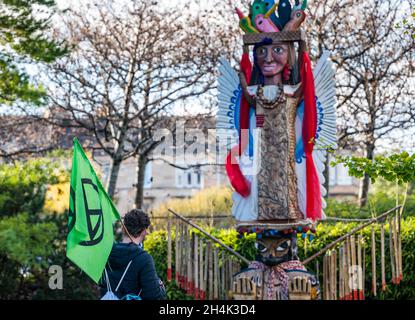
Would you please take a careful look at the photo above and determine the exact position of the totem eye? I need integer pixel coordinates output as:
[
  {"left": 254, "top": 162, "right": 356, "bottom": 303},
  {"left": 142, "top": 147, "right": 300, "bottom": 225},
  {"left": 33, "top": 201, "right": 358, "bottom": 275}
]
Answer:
[
  {"left": 257, "top": 47, "right": 267, "bottom": 56},
  {"left": 255, "top": 242, "right": 268, "bottom": 253},
  {"left": 255, "top": 5, "right": 259, "bottom": 9},
  {"left": 296, "top": 12, "right": 302, "bottom": 18},
  {"left": 273, "top": 46, "right": 284, "bottom": 54}
]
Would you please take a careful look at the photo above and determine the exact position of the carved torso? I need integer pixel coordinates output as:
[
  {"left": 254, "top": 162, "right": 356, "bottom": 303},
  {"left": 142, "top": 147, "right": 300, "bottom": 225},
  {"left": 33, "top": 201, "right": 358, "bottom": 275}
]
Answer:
[{"left": 255, "top": 86, "right": 302, "bottom": 221}]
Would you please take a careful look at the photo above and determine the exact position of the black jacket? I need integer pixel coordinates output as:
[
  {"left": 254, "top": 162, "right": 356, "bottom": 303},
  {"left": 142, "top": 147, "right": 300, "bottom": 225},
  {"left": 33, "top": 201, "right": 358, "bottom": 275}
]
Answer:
[{"left": 99, "top": 242, "right": 166, "bottom": 300}]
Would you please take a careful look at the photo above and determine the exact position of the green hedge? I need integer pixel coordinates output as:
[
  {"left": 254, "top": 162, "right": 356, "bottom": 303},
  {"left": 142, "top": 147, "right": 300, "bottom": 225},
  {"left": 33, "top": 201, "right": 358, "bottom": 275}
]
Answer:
[{"left": 144, "top": 218, "right": 415, "bottom": 300}]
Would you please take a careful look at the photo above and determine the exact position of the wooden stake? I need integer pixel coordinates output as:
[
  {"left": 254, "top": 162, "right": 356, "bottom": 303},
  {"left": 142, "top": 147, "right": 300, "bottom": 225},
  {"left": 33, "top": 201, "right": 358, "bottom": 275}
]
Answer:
[
  {"left": 332, "top": 250, "right": 337, "bottom": 300},
  {"left": 371, "top": 226, "right": 377, "bottom": 297},
  {"left": 339, "top": 246, "right": 344, "bottom": 300},
  {"left": 357, "top": 235, "right": 363, "bottom": 300},
  {"left": 380, "top": 223, "right": 386, "bottom": 291},
  {"left": 393, "top": 214, "right": 399, "bottom": 284},
  {"left": 199, "top": 239, "right": 205, "bottom": 300},
  {"left": 208, "top": 242, "right": 213, "bottom": 300},
  {"left": 175, "top": 218, "right": 180, "bottom": 284},
  {"left": 204, "top": 242, "right": 208, "bottom": 300},
  {"left": 187, "top": 230, "right": 193, "bottom": 295},
  {"left": 393, "top": 212, "right": 401, "bottom": 284},
  {"left": 182, "top": 223, "right": 187, "bottom": 289},
  {"left": 350, "top": 235, "right": 357, "bottom": 300},
  {"left": 361, "top": 236, "right": 366, "bottom": 300},
  {"left": 213, "top": 247, "right": 219, "bottom": 300},
  {"left": 345, "top": 237, "right": 350, "bottom": 300},
  {"left": 323, "top": 254, "right": 328, "bottom": 300},
  {"left": 388, "top": 215, "right": 396, "bottom": 284},
  {"left": 167, "top": 215, "right": 172, "bottom": 282},
  {"left": 221, "top": 251, "right": 226, "bottom": 300},
  {"left": 194, "top": 234, "right": 199, "bottom": 299}
]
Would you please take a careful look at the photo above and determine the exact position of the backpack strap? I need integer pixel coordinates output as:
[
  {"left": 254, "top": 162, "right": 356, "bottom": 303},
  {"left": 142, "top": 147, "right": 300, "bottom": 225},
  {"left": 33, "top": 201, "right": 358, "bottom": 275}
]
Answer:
[
  {"left": 115, "top": 260, "right": 133, "bottom": 292},
  {"left": 104, "top": 268, "right": 112, "bottom": 292}
]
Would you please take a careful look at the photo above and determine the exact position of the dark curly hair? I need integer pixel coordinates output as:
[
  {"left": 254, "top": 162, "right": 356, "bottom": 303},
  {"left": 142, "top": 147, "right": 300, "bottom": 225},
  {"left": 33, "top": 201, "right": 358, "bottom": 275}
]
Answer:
[{"left": 123, "top": 209, "right": 151, "bottom": 238}]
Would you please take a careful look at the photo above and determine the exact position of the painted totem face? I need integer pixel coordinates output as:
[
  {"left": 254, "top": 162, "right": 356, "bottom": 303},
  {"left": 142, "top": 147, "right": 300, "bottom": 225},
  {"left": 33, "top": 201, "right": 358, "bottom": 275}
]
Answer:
[
  {"left": 256, "top": 234, "right": 297, "bottom": 266},
  {"left": 255, "top": 42, "right": 289, "bottom": 85}
]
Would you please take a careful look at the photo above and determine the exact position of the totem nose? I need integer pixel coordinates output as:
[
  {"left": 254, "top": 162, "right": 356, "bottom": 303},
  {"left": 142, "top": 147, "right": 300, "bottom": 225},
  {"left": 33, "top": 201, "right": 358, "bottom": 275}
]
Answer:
[{"left": 265, "top": 48, "right": 273, "bottom": 63}]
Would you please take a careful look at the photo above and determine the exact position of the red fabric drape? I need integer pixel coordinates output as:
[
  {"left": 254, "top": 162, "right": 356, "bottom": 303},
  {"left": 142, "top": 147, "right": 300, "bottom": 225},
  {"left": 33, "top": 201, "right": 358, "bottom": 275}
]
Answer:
[
  {"left": 301, "top": 52, "right": 322, "bottom": 221},
  {"left": 225, "top": 53, "right": 252, "bottom": 197}
]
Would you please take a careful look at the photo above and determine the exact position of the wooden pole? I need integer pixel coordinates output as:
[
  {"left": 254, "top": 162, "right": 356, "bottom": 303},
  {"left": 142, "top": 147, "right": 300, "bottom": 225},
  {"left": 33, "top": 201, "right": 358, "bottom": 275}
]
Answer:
[
  {"left": 339, "top": 246, "right": 344, "bottom": 300},
  {"left": 350, "top": 235, "right": 357, "bottom": 300},
  {"left": 380, "top": 223, "right": 386, "bottom": 291},
  {"left": 175, "top": 218, "right": 180, "bottom": 284},
  {"left": 169, "top": 209, "right": 250, "bottom": 264},
  {"left": 213, "top": 247, "right": 219, "bottom": 300},
  {"left": 345, "top": 237, "right": 351, "bottom": 300},
  {"left": 208, "top": 242, "right": 213, "bottom": 300},
  {"left": 302, "top": 206, "right": 401, "bottom": 265},
  {"left": 388, "top": 215, "right": 396, "bottom": 284},
  {"left": 194, "top": 234, "right": 199, "bottom": 299},
  {"left": 392, "top": 213, "right": 399, "bottom": 284},
  {"left": 362, "top": 236, "right": 366, "bottom": 300},
  {"left": 167, "top": 214, "right": 172, "bottom": 282},
  {"left": 203, "top": 241, "right": 210, "bottom": 298},
  {"left": 199, "top": 239, "right": 205, "bottom": 300},
  {"left": 371, "top": 225, "right": 377, "bottom": 297},
  {"left": 357, "top": 235, "right": 363, "bottom": 300},
  {"left": 221, "top": 251, "right": 226, "bottom": 300},
  {"left": 187, "top": 229, "right": 193, "bottom": 295},
  {"left": 397, "top": 209, "right": 403, "bottom": 283},
  {"left": 334, "top": 250, "right": 338, "bottom": 300},
  {"left": 181, "top": 223, "right": 187, "bottom": 289},
  {"left": 323, "top": 254, "right": 328, "bottom": 300}
]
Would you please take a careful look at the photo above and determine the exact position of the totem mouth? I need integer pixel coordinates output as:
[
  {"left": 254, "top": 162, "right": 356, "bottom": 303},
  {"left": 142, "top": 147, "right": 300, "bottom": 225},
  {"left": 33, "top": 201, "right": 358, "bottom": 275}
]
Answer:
[
  {"left": 262, "top": 63, "right": 278, "bottom": 74},
  {"left": 258, "top": 255, "right": 290, "bottom": 266}
]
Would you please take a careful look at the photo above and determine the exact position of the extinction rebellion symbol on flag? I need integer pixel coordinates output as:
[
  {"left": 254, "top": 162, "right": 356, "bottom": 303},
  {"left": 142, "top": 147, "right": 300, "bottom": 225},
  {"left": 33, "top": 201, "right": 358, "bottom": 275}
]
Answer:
[
  {"left": 68, "top": 179, "right": 105, "bottom": 246},
  {"left": 79, "top": 178, "right": 104, "bottom": 246}
]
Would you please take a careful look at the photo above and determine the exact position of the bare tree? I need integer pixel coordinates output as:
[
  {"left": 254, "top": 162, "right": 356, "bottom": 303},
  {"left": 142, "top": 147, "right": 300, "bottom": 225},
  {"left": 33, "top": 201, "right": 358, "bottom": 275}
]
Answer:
[
  {"left": 45, "top": 0, "right": 236, "bottom": 205},
  {"left": 306, "top": 0, "right": 415, "bottom": 206}
]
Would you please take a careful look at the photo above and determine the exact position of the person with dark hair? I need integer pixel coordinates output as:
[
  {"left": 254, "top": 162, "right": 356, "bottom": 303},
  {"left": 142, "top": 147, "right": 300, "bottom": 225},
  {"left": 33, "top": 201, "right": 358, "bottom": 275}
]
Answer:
[{"left": 99, "top": 209, "right": 166, "bottom": 300}]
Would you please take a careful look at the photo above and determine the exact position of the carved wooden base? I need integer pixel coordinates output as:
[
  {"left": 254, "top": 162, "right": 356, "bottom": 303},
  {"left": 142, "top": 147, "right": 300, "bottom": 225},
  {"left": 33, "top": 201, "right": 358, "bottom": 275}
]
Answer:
[{"left": 230, "top": 261, "right": 320, "bottom": 300}]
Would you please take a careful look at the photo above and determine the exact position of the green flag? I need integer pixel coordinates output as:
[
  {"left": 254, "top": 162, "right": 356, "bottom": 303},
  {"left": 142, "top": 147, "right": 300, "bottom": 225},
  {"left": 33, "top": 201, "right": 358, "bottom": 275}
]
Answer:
[{"left": 67, "top": 138, "right": 120, "bottom": 283}]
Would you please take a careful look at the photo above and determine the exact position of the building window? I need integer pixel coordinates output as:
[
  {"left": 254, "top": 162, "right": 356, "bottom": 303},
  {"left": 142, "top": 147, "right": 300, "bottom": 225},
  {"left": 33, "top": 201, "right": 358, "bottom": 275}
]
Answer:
[{"left": 176, "top": 168, "right": 203, "bottom": 189}]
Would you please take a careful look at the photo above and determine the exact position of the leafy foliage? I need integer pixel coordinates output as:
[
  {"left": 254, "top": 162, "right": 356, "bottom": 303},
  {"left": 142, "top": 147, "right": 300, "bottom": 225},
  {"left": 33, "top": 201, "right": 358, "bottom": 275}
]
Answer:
[
  {"left": 0, "top": 156, "right": 98, "bottom": 300},
  {"left": 0, "top": 158, "right": 67, "bottom": 217},
  {"left": 0, "top": 0, "right": 68, "bottom": 105},
  {"left": 332, "top": 152, "right": 415, "bottom": 185}
]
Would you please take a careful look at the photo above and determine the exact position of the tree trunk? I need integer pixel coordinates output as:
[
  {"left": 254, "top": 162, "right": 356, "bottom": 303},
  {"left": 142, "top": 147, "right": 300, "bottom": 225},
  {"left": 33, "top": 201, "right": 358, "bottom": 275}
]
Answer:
[
  {"left": 135, "top": 155, "right": 147, "bottom": 209},
  {"left": 358, "top": 144, "right": 375, "bottom": 208},
  {"left": 108, "top": 157, "right": 122, "bottom": 200},
  {"left": 324, "top": 154, "right": 330, "bottom": 200}
]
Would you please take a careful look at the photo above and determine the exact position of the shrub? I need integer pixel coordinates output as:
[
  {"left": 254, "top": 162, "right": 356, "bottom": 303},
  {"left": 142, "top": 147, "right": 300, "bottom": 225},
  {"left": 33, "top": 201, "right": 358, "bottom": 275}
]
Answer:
[
  {"left": 0, "top": 158, "right": 67, "bottom": 217},
  {"left": 151, "top": 187, "right": 233, "bottom": 217}
]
